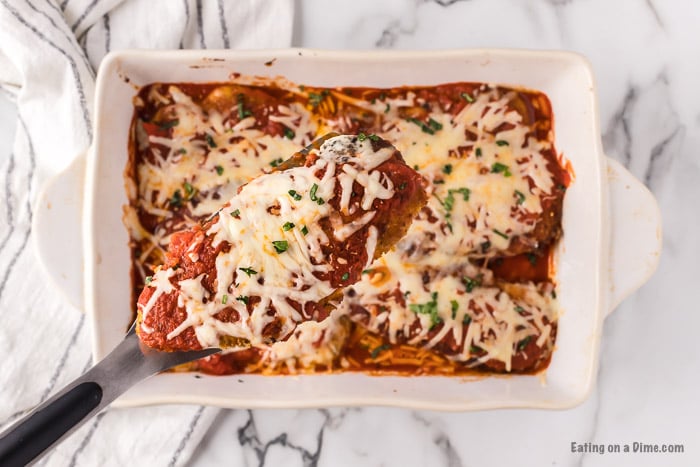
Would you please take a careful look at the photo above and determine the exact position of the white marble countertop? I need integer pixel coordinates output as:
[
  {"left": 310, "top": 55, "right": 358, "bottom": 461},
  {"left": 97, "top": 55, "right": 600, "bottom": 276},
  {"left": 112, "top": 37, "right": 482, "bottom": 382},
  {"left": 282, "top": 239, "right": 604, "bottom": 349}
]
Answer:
[{"left": 1, "top": 0, "right": 698, "bottom": 466}]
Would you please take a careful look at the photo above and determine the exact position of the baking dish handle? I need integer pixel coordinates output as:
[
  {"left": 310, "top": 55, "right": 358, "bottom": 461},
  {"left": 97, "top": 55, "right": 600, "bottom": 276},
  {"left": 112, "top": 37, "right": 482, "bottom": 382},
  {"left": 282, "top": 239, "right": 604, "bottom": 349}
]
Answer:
[
  {"left": 32, "top": 154, "right": 85, "bottom": 310},
  {"left": 606, "top": 157, "right": 662, "bottom": 316}
]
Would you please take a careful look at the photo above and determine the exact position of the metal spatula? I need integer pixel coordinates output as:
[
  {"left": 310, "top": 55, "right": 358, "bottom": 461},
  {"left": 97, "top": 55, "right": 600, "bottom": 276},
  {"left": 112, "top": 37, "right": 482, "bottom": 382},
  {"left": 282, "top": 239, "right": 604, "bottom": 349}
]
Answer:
[{"left": 0, "top": 321, "right": 219, "bottom": 467}]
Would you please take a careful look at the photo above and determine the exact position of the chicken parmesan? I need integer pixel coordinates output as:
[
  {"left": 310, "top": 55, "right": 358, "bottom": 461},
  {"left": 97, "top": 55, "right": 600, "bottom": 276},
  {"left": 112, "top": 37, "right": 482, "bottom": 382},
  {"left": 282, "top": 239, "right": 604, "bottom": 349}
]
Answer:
[
  {"left": 135, "top": 134, "right": 427, "bottom": 351},
  {"left": 125, "top": 77, "right": 570, "bottom": 374}
]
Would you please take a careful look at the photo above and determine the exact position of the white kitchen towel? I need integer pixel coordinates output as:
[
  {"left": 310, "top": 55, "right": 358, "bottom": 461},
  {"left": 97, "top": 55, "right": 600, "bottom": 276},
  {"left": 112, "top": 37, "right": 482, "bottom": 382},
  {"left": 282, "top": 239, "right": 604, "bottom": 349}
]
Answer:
[{"left": 0, "top": 1, "right": 293, "bottom": 465}]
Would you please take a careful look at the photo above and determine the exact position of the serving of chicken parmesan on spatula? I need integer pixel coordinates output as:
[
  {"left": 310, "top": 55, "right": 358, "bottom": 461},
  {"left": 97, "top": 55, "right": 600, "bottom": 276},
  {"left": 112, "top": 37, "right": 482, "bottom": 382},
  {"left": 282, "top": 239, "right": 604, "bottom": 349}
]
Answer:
[{"left": 136, "top": 133, "right": 428, "bottom": 351}]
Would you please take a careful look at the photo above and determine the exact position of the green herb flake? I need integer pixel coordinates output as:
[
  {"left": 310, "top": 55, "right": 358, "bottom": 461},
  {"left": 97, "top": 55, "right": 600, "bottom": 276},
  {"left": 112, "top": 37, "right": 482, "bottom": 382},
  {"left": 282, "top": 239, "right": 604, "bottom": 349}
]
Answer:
[
  {"left": 238, "top": 267, "right": 258, "bottom": 277},
  {"left": 301, "top": 225, "right": 309, "bottom": 236},
  {"left": 491, "top": 162, "right": 512, "bottom": 177},
  {"left": 514, "top": 190, "right": 526, "bottom": 205},
  {"left": 310, "top": 183, "right": 326, "bottom": 205},
  {"left": 222, "top": 294, "right": 228, "bottom": 305},
  {"left": 170, "top": 189, "right": 183, "bottom": 207},
  {"left": 408, "top": 292, "right": 442, "bottom": 329},
  {"left": 176, "top": 148, "right": 187, "bottom": 155},
  {"left": 272, "top": 240, "right": 289, "bottom": 253},
  {"left": 368, "top": 134, "right": 380, "bottom": 141},
  {"left": 470, "top": 345, "right": 482, "bottom": 354},
  {"left": 463, "top": 314, "right": 472, "bottom": 325},
  {"left": 236, "top": 296, "right": 249, "bottom": 305},
  {"left": 308, "top": 92, "right": 325, "bottom": 108},
  {"left": 237, "top": 94, "right": 252, "bottom": 119},
  {"left": 358, "top": 133, "right": 367, "bottom": 142},
  {"left": 370, "top": 344, "right": 391, "bottom": 359},
  {"left": 231, "top": 209, "right": 240, "bottom": 218},
  {"left": 460, "top": 92, "right": 475, "bottom": 103},
  {"left": 362, "top": 269, "right": 374, "bottom": 275},
  {"left": 269, "top": 158, "right": 284, "bottom": 168},
  {"left": 183, "top": 182, "right": 195, "bottom": 198},
  {"left": 384, "top": 103, "right": 390, "bottom": 113},
  {"left": 442, "top": 164, "right": 453, "bottom": 175},
  {"left": 462, "top": 274, "right": 482, "bottom": 293},
  {"left": 517, "top": 335, "right": 532, "bottom": 351},
  {"left": 215, "top": 165, "right": 224, "bottom": 176},
  {"left": 288, "top": 189, "right": 302, "bottom": 201},
  {"left": 493, "top": 229, "right": 509, "bottom": 240},
  {"left": 158, "top": 119, "right": 179, "bottom": 129},
  {"left": 450, "top": 299, "right": 459, "bottom": 319},
  {"left": 475, "top": 147, "right": 482, "bottom": 158},
  {"left": 144, "top": 276, "right": 153, "bottom": 285},
  {"left": 399, "top": 182, "right": 407, "bottom": 190},
  {"left": 282, "top": 222, "right": 295, "bottom": 231},
  {"left": 428, "top": 118, "right": 443, "bottom": 131},
  {"left": 480, "top": 240, "right": 491, "bottom": 254},
  {"left": 341, "top": 272, "right": 350, "bottom": 281},
  {"left": 515, "top": 305, "right": 526, "bottom": 315},
  {"left": 496, "top": 140, "right": 509, "bottom": 147},
  {"left": 526, "top": 253, "right": 538, "bottom": 266},
  {"left": 407, "top": 117, "right": 435, "bottom": 135},
  {"left": 205, "top": 134, "right": 217, "bottom": 148},
  {"left": 284, "top": 127, "right": 295, "bottom": 139}
]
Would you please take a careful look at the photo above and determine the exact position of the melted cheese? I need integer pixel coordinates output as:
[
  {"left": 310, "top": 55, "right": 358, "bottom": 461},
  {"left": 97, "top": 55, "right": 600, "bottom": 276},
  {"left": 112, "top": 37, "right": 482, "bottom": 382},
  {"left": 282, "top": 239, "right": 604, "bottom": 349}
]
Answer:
[
  {"left": 138, "top": 135, "right": 397, "bottom": 349},
  {"left": 128, "top": 81, "right": 563, "bottom": 372}
]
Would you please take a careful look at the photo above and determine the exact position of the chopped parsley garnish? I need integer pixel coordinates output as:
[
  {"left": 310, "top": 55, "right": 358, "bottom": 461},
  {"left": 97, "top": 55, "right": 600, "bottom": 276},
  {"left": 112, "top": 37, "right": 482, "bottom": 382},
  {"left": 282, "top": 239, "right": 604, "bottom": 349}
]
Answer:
[
  {"left": 272, "top": 240, "right": 289, "bottom": 253},
  {"left": 269, "top": 158, "right": 283, "bottom": 168},
  {"left": 221, "top": 294, "right": 228, "bottom": 304},
  {"left": 370, "top": 344, "right": 391, "bottom": 359},
  {"left": 205, "top": 134, "right": 217, "bottom": 148},
  {"left": 407, "top": 117, "right": 436, "bottom": 135},
  {"left": 237, "top": 94, "right": 252, "bottom": 119},
  {"left": 144, "top": 276, "right": 153, "bottom": 285},
  {"left": 450, "top": 299, "right": 459, "bottom": 319},
  {"left": 231, "top": 209, "right": 240, "bottom": 218},
  {"left": 495, "top": 140, "right": 509, "bottom": 147},
  {"left": 341, "top": 272, "right": 350, "bottom": 281},
  {"left": 368, "top": 133, "right": 380, "bottom": 141},
  {"left": 517, "top": 336, "right": 532, "bottom": 351},
  {"left": 442, "top": 164, "right": 453, "bottom": 175},
  {"left": 284, "top": 127, "right": 295, "bottom": 139},
  {"left": 491, "top": 162, "right": 512, "bottom": 177},
  {"left": 399, "top": 182, "right": 407, "bottom": 190},
  {"left": 434, "top": 188, "right": 470, "bottom": 225},
  {"left": 288, "top": 189, "right": 302, "bottom": 201},
  {"left": 408, "top": 292, "right": 441, "bottom": 329},
  {"left": 183, "top": 182, "right": 195, "bottom": 199},
  {"left": 480, "top": 240, "right": 491, "bottom": 253},
  {"left": 309, "top": 183, "right": 324, "bottom": 205},
  {"left": 470, "top": 345, "right": 482, "bottom": 354},
  {"left": 215, "top": 165, "right": 224, "bottom": 176},
  {"left": 362, "top": 269, "right": 374, "bottom": 275},
  {"left": 384, "top": 103, "right": 390, "bottom": 113},
  {"left": 427, "top": 118, "right": 443, "bottom": 132},
  {"left": 493, "top": 229, "right": 509, "bottom": 240},
  {"left": 515, "top": 305, "right": 526, "bottom": 315},
  {"left": 176, "top": 148, "right": 187, "bottom": 155},
  {"left": 308, "top": 90, "right": 328, "bottom": 108},
  {"left": 413, "top": 164, "right": 420, "bottom": 171},
  {"left": 526, "top": 253, "right": 538, "bottom": 266},
  {"left": 475, "top": 147, "right": 482, "bottom": 158},
  {"left": 170, "top": 189, "right": 183, "bottom": 207},
  {"left": 158, "top": 119, "right": 179, "bottom": 129},
  {"left": 282, "top": 222, "right": 295, "bottom": 231},
  {"left": 551, "top": 290, "right": 557, "bottom": 299},
  {"left": 358, "top": 132, "right": 367, "bottom": 142},
  {"left": 238, "top": 267, "right": 258, "bottom": 277},
  {"left": 463, "top": 314, "right": 472, "bottom": 325},
  {"left": 460, "top": 92, "right": 475, "bottom": 103},
  {"left": 300, "top": 225, "right": 309, "bottom": 236},
  {"left": 514, "top": 190, "right": 526, "bottom": 205},
  {"left": 462, "top": 274, "right": 483, "bottom": 293},
  {"left": 236, "top": 296, "right": 249, "bottom": 305}
]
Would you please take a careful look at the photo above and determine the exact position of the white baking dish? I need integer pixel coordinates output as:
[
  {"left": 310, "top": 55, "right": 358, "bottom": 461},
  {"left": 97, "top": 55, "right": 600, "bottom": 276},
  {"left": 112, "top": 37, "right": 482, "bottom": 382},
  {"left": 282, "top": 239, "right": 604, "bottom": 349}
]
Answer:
[{"left": 32, "top": 49, "right": 661, "bottom": 410}]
